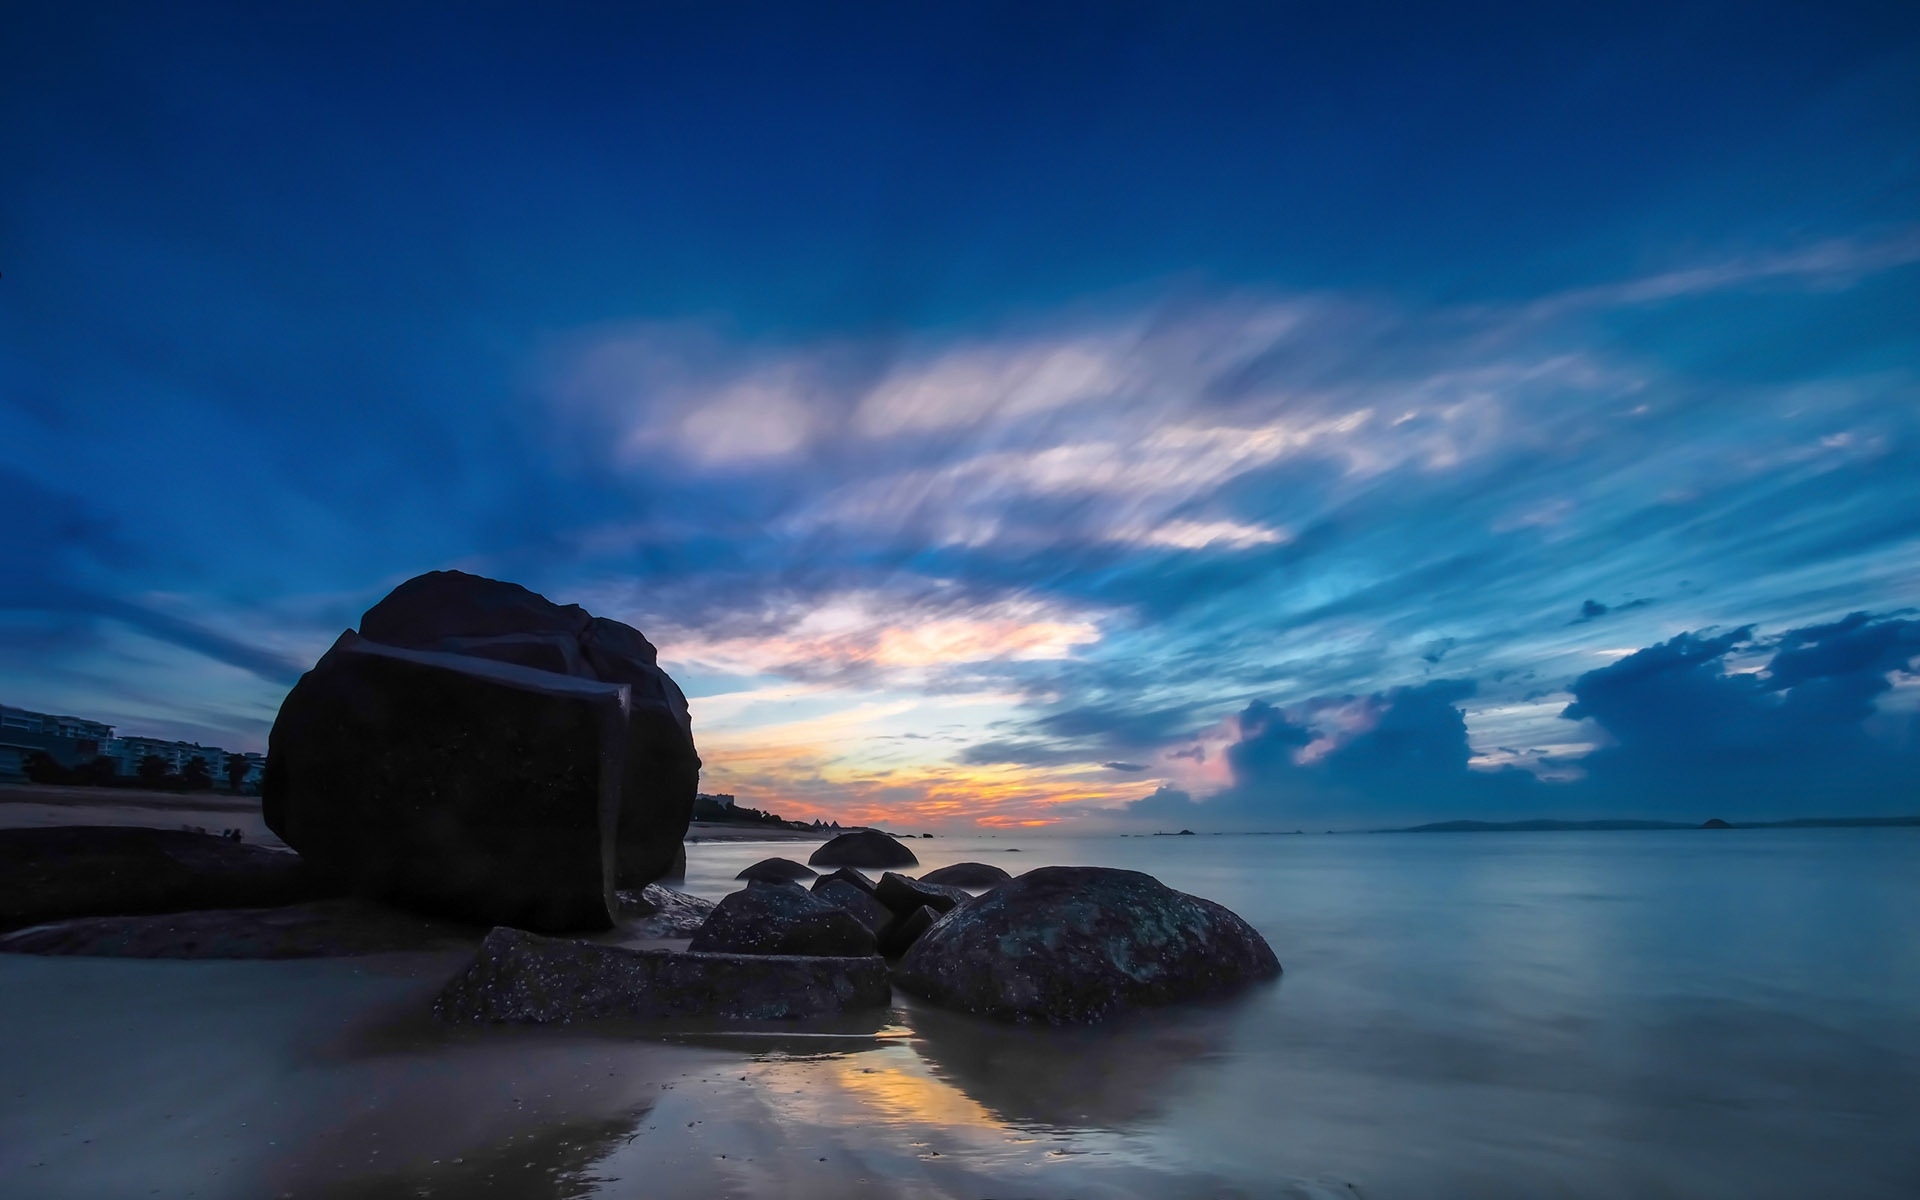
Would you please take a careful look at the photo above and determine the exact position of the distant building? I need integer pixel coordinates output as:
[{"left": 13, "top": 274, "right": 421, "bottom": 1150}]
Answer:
[
  {"left": 0, "top": 705, "right": 116, "bottom": 780},
  {"left": 0, "top": 702, "right": 263, "bottom": 789}
]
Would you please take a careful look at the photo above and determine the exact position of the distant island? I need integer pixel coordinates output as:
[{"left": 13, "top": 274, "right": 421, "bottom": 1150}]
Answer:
[{"left": 1385, "top": 816, "right": 1920, "bottom": 833}]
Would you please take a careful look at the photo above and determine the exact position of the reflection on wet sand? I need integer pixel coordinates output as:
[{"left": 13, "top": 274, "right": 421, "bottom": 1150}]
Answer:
[
  {"left": 321, "top": 1103, "right": 654, "bottom": 1200},
  {"left": 903, "top": 991, "right": 1259, "bottom": 1131}
]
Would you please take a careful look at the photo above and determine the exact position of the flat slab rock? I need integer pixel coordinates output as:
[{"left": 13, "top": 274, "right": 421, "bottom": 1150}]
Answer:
[
  {"left": 434, "top": 927, "right": 891, "bottom": 1023},
  {"left": 0, "top": 825, "right": 338, "bottom": 934},
  {"left": 897, "top": 865, "right": 1280, "bottom": 1024},
  {"left": 0, "top": 898, "right": 480, "bottom": 959}
]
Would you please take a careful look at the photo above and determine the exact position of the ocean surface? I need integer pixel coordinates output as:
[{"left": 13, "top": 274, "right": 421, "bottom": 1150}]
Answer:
[{"left": 3, "top": 828, "right": 1917, "bottom": 1198}]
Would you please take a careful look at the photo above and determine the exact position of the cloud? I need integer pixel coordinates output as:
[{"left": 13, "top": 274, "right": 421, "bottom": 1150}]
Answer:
[
  {"left": 1571, "top": 597, "right": 1652, "bottom": 624},
  {"left": 1563, "top": 612, "right": 1920, "bottom": 816},
  {"left": 1121, "top": 611, "right": 1920, "bottom": 828},
  {"left": 1102, "top": 761, "right": 1149, "bottom": 772}
]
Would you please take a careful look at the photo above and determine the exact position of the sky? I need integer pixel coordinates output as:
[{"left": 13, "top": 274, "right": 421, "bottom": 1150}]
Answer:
[{"left": 3, "top": 1, "right": 1917, "bottom": 830}]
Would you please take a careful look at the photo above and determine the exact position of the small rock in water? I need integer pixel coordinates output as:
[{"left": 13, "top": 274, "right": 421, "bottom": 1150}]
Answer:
[
  {"left": 918, "top": 862, "right": 1013, "bottom": 888},
  {"left": 734, "top": 857, "right": 817, "bottom": 883}
]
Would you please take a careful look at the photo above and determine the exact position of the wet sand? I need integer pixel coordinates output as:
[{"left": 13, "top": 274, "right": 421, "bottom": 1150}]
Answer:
[{"left": 0, "top": 784, "right": 284, "bottom": 847}]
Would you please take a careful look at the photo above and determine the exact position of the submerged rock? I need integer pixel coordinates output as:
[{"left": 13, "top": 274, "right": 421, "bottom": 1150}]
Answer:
[
  {"left": 263, "top": 571, "right": 701, "bottom": 932},
  {"left": 687, "top": 881, "right": 877, "bottom": 957},
  {"left": 434, "top": 927, "right": 891, "bottom": 1023},
  {"left": 875, "top": 871, "right": 972, "bottom": 916},
  {"left": 811, "top": 877, "right": 893, "bottom": 935},
  {"left": 896, "top": 866, "right": 1280, "bottom": 1023},
  {"left": 807, "top": 830, "right": 919, "bottom": 869},
  {"left": 919, "top": 861, "right": 1013, "bottom": 888},
  {"left": 0, "top": 826, "right": 338, "bottom": 934},
  {"left": 735, "top": 857, "right": 818, "bottom": 883}
]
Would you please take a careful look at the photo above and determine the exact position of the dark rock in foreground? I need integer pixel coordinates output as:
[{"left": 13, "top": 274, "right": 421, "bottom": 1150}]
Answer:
[
  {"left": 264, "top": 571, "right": 701, "bottom": 933},
  {"left": 613, "top": 884, "right": 716, "bottom": 938},
  {"left": 811, "top": 877, "right": 893, "bottom": 935},
  {"left": 811, "top": 866, "right": 878, "bottom": 896},
  {"left": 876, "top": 871, "right": 972, "bottom": 916},
  {"left": 687, "top": 881, "right": 876, "bottom": 957},
  {"left": 897, "top": 866, "right": 1280, "bottom": 1023},
  {"left": 434, "top": 927, "right": 891, "bottom": 1023},
  {"left": 919, "top": 861, "right": 1013, "bottom": 887},
  {"left": 736, "top": 856, "right": 817, "bottom": 883},
  {"left": 0, "top": 897, "right": 480, "bottom": 958},
  {"left": 808, "top": 830, "right": 919, "bottom": 869},
  {"left": 0, "top": 826, "right": 338, "bottom": 934},
  {"left": 878, "top": 903, "right": 942, "bottom": 958}
]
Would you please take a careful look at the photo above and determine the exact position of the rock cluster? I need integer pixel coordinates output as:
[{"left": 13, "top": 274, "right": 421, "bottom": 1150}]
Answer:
[{"left": 263, "top": 571, "right": 701, "bottom": 931}]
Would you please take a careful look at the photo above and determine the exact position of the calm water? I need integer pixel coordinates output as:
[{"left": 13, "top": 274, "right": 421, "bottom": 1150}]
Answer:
[{"left": 2, "top": 829, "right": 1917, "bottom": 1198}]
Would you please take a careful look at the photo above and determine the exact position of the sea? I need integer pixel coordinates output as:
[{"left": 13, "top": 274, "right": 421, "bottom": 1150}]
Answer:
[{"left": 2, "top": 828, "right": 1916, "bottom": 1198}]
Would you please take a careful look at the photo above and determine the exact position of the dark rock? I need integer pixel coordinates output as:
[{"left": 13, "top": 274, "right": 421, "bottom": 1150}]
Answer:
[
  {"left": 687, "top": 881, "right": 877, "bottom": 957},
  {"left": 919, "top": 862, "right": 1013, "bottom": 888},
  {"left": 265, "top": 571, "right": 701, "bottom": 930},
  {"left": 896, "top": 866, "right": 1280, "bottom": 1024},
  {"left": 875, "top": 871, "right": 972, "bottom": 916},
  {"left": 1700, "top": 818, "right": 1733, "bottom": 829},
  {"left": 1176, "top": 829, "right": 1195, "bottom": 836},
  {"left": 434, "top": 927, "right": 891, "bottom": 1024},
  {"left": 262, "top": 631, "right": 628, "bottom": 932},
  {"left": 0, "top": 897, "right": 479, "bottom": 958},
  {"left": 877, "top": 904, "right": 941, "bottom": 958},
  {"left": 0, "top": 826, "right": 338, "bottom": 934},
  {"left": 735, "top": 857, "right": 817, "bottom": 883},
  {"left": 614, "top": 884, "right": 716, "bottom": 938},
  {"left": 807, "top": 830, "right": 919, "bottom": 869},
  {"left": 811, "top": 866, "right": 878, "bottom": 896},
  {"left": 811, "top": 878, "right": 893, "bottom": 935}
]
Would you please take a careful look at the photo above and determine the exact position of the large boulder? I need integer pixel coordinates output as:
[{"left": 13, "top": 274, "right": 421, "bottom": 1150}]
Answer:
[
  {"left": 808, "top": 830, "right": 919, "bottom": 869},
  {"left": 263, "top": 571, "right": 701, "bottom": 931},
  {"left": 896, "top": 866, "right": 1280, "bottom": 1024},
  {"left": 875, "top": 871, "right": 972, "bottom": 916},
  {"left": 0, "top": 826, "right": 338, "bottom": 934},
  {"left": 435, "top": 927, "right": 891, "bottom": 1023},
  {"left": 920, "top": 861, "right": 1013, "bottom": 888},
  {"left": 687, "top": 881, "right": 877, "bottom": 957},
  {"left": 736, "top": 857, "right": 817, "bottom": 883}
]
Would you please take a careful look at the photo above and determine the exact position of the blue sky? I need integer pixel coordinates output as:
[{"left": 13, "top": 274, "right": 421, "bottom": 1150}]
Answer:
[{"left": 3, "top": 1, "right": 1917, "bottom": 827}]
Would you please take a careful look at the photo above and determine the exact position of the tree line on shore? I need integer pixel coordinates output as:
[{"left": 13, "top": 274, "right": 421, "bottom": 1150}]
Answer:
[{"left": 22, "top": 750, "right": 255, "bottom": 794}]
